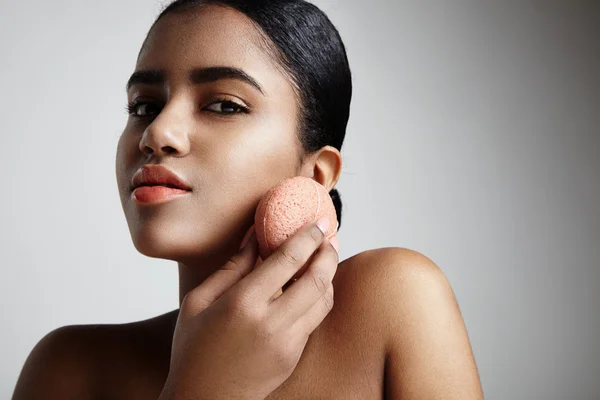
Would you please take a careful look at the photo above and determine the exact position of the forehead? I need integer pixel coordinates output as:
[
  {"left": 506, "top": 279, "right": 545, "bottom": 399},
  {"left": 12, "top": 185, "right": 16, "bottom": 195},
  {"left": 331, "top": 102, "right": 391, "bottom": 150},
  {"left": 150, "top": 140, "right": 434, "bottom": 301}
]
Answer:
[{"left": 137, "top": 5, "right": 285, "bottom": 90}]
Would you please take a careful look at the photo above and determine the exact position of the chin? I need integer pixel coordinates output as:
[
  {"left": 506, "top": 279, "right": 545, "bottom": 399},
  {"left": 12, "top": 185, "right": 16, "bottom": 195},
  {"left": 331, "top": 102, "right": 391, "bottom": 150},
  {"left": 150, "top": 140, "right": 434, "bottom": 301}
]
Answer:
[{"left": 132, "top": 237, "right": 184, "bottom": 261}]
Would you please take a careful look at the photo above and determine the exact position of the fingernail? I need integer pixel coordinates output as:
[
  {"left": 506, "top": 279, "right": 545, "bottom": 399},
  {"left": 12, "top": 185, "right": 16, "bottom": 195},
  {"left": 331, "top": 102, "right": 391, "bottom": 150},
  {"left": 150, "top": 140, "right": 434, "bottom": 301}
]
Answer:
[
  {"left": 316, "top": 217, "right": 330, "bottom": 234},
  {"left": 239, "top": 225, "right": 255, "bottom": 250},
  {"left": 329, "top": 235, "right": 340, "bottom": 254}
]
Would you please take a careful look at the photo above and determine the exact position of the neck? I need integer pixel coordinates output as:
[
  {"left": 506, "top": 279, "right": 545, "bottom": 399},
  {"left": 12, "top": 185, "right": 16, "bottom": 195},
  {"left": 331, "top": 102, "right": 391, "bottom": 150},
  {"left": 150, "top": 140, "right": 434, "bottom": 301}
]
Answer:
[
  {"left": 176, "top": 236, "right": 262, "bottom": 307},
  {"left": 176, "top": 244, "right": 234, "bottom": 307}
]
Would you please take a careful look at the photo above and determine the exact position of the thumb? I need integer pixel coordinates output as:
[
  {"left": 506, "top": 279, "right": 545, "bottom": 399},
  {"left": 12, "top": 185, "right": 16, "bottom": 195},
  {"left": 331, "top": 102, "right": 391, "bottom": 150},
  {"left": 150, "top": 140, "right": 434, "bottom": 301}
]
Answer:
[{"left": 183, "top": 226, "right": 258, "bottom": 314}]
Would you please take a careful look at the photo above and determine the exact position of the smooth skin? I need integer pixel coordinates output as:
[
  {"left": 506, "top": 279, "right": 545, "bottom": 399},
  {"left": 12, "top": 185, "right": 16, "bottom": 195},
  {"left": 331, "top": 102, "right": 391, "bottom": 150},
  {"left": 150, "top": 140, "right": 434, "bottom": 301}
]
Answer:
[
  {"left": 160, "top": 219, "right": 340, "bottom": 400},
  {"left": 12, "top": 4, "right": 483, "bottom": 399}
]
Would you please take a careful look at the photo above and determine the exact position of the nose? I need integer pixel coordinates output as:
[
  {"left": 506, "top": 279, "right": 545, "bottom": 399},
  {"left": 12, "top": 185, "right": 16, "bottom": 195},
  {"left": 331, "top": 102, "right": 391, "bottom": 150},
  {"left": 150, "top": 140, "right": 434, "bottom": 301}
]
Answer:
[{"left": 138, "top": 105, "right": 191, "bottom": 157}]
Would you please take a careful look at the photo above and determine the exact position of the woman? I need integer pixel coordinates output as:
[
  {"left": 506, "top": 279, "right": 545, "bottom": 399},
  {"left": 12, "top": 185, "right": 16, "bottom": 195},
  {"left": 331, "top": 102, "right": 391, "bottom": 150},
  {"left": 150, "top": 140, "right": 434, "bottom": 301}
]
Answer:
[{"left": 13, "top": 0, "right": 484, "bottom": 399}]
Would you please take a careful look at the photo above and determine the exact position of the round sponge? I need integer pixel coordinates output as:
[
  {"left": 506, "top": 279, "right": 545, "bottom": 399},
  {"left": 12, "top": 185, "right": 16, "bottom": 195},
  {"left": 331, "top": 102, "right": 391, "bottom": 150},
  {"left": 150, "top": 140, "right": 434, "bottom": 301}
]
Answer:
[{"left": 255, "top": 176, "right": 338, "bottom": 262}]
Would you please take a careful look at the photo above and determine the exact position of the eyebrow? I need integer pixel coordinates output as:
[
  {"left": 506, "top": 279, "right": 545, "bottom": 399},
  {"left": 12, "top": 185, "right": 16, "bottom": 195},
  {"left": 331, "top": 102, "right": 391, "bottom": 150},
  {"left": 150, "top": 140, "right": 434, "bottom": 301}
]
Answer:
[{"left": 125, "top": 66, "right": 265, "bottom": 95}]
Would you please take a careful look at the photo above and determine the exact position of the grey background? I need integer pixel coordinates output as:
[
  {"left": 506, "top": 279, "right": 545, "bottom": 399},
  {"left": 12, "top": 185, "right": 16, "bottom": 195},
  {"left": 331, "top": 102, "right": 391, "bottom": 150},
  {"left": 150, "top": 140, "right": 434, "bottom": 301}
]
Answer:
[{"left": 1, "top": 1, "right": 598, "bottom": 399}]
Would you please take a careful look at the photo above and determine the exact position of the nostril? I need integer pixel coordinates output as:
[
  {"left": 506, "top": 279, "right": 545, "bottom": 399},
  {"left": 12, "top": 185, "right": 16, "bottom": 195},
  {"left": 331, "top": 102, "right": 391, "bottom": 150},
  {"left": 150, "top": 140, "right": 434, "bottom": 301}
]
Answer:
[{"left": 142, "top": 145, "right": 153, "bottom": 155}]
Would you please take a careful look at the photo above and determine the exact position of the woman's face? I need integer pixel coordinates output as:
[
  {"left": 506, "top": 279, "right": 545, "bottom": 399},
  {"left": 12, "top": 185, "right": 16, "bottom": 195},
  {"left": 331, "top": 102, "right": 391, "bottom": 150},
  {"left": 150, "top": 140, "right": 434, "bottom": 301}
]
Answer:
[{"left": 116, "top": 5, "right": 302, "bottom": 262}]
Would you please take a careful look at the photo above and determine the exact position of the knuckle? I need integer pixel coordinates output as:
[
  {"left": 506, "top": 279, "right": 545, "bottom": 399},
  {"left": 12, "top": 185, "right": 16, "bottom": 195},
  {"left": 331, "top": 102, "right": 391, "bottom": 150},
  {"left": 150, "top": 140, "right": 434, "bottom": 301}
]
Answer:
[
  {"left": 328, "top": 241, "right": 340, "bottom": 261},
  {"left": 260, "top": 319, "right": 279, "bottom": 341},
  {"left": 279, "top": 246, "right": 303, "bottom": 266},
  {"left": 324, "top": 246, "right": 339, "bottom": 272},
  {"left": 227, "top": 292, "right": 248, "bottom": 311},
  {"left": 179, "top": 293, "right": 193, "bottom": 314},
  {"left": 271, "top": 344, "right": 288, "bottom": 369},
  {"left": 226, "top": 292, "right": 258, "bottom": 319},
  {"left": 181, "top": 291, "right": 192, "bottom": 306},
  {"left": 310, "top": 268, "right": 330, "bottom": 293},
  {"left": 271, "top": 337, "right": 296, "bottom": 371},
  {"left": 308, "top": 224, "right": 325, "bottom": 243},
  {"left": 221, "top": 257, "right": 244, "bottom": 277},
  {"left": 323, "top": 285, "right": 335, "bottom": 311},
  {"left": 180, "top": 291, "right": 205, "bottom": 314}
]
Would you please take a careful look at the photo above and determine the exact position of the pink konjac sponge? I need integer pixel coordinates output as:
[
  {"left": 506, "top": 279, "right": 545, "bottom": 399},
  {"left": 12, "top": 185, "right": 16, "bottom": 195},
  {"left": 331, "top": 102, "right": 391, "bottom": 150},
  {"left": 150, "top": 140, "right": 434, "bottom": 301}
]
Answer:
[{"left": 255, "top": 176, "right": 338, "bottom": 261}]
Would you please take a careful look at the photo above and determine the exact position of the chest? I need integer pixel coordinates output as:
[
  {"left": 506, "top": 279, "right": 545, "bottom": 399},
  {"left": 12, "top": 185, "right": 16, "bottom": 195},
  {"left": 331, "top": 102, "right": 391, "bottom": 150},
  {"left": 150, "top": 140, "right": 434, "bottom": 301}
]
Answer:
[
  {"left": 263, "top": 322, "right": 385, "bottom": 400},
  {"left": 105, "top": 327, "right": 384, "bottom": 400},
  {"left": 99, "top": 260, "right": 386, "bottom": 399}
]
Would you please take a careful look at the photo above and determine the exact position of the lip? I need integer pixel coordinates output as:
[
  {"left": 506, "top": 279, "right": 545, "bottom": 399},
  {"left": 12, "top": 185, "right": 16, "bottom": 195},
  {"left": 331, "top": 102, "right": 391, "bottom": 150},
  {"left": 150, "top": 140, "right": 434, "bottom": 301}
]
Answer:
[
  {"left": 131, "top": 185, "right": 190, "bottom": 205},
  {"left": 131, "top": 164, "right": 192, "bottom": 190},
  {"left": 130, "top": 164, "right": 192, "bottom": 205}
]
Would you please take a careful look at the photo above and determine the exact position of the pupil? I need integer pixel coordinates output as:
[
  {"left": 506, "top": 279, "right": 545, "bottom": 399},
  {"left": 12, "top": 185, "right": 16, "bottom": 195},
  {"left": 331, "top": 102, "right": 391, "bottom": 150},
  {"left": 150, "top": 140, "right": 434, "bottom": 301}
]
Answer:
[
  {"left": 223, "top": 102, "right": 236, "bottom": 113},
  {"left": 142, "top": 104, "right": 158, "bottom": 116}
]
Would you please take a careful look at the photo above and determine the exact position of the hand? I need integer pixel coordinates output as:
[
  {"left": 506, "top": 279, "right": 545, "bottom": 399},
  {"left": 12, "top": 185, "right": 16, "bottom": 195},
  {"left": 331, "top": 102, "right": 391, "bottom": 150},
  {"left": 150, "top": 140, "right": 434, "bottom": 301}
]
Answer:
[{"left": 159, "top": 217, "right": 339, "bottom": 400}]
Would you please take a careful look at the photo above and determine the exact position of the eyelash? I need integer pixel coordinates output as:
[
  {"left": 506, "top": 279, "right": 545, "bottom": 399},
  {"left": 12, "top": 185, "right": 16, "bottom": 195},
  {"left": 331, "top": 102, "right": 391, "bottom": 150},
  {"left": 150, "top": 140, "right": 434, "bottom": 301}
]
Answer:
[{"left": 125, "top": 98, "right": 250, "bottom": 118}]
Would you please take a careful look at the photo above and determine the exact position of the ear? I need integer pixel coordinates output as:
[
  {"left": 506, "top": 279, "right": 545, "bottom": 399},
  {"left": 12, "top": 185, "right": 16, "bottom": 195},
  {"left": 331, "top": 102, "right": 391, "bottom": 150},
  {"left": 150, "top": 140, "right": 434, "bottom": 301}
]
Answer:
[{"left": 299, "top": 146, "right": 342, "bottom": 192}]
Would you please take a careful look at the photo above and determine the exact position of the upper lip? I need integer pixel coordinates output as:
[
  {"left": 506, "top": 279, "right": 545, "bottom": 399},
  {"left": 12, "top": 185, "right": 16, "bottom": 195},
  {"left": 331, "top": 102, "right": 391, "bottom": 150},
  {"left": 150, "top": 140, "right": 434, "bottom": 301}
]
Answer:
[{"left": 131, "top": 165, "right": 192, "bottom": 191}]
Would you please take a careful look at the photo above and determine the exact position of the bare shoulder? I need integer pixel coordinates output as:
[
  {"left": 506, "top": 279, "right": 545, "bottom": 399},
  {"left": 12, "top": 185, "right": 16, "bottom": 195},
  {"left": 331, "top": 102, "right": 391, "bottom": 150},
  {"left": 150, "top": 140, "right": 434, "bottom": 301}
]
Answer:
[
  {"left": 12, "top": 324, "right": 99, "bottom": 399},
  {"left": 12, "top": 314, "right": 173, "bottom": 400},
  {"left": 337, "top": 246, "right": 442, "bottom": 277},
  {"left": 331, "top": 247, "right": 445, "bottom": 336},
  {"left": 332, "top": 247, "right": 446, "bottom": 314},
  {"left": 337, "top": 247, "right": 484, "bottom": 399}
]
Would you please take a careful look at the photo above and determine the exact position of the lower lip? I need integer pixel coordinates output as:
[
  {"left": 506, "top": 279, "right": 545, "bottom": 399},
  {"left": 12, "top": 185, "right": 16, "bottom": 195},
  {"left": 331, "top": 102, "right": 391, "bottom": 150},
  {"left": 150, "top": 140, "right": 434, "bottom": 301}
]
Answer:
[{"left": 132, "top": 186, "right": 191, "bottom": 204}]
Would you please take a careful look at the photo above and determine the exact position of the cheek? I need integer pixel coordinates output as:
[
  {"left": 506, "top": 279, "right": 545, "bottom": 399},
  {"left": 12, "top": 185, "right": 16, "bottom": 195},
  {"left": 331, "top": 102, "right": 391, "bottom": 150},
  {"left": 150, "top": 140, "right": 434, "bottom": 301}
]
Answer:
[
  {"left": 115, "top": 132, "right": 137, "bottom": 194},
  {"left": 229, "top": 129, "right": 298, "bottom": 178},
  {"left": 160, "top": 129, "right": 296, "bottom": 234},
  {"left": 214, "top": 136, "right": 299, "bottom": 214},
  {"left": 115, "top": 135, "right": 126, "bottom": 188}
]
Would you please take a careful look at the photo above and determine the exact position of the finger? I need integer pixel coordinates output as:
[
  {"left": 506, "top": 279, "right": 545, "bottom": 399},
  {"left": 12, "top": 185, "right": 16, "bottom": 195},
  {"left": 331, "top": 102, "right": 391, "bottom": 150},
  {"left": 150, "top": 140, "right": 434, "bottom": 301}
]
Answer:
[
  {"left": 239, "top": 224, "right": 256, "bottom": 250},
  {"left": 329, "top": 233, "right": 340, "bottom": 254},
  {"left": 183, "top": 230, "right": 258, "bottom": 315},
  {"left": 291, "top": 282, "right": 335, "bottom": 339},
  {"left": 269, "top": 237, "right": 338, "bottom": 327},
  {"left": 239, "top": 217, "right": 331, "bottom": 303}
]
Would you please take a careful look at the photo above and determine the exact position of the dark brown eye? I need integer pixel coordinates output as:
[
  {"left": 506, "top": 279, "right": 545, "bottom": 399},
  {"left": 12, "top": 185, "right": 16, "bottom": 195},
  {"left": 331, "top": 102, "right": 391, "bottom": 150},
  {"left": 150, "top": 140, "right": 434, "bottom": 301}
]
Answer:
[
  {"left": 204, "top": 99, "right": 249, "bottom": 114},
  {"left": 126, "top": 101, "right": 161, "bottom": 118}
]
